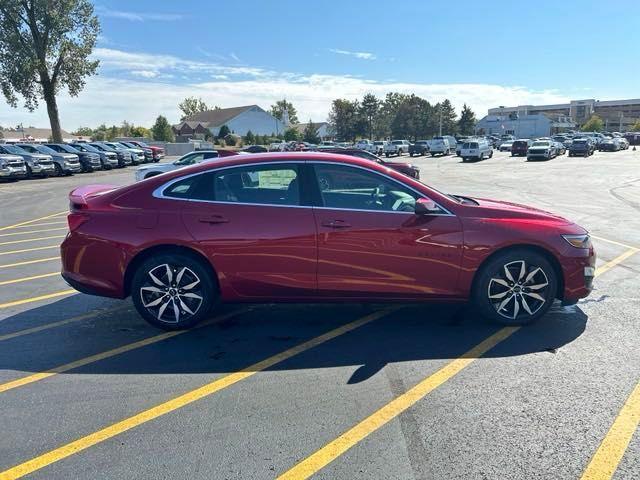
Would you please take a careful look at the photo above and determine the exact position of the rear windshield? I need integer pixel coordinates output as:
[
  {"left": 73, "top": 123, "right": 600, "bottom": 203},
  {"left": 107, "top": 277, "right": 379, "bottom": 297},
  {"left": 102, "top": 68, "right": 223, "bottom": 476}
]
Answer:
[
  {"left": 392, "top": 140, "right": 403, "bottom": 145},
  {"left": 531, "top": 141, "right": 549, "bottom": 147}
]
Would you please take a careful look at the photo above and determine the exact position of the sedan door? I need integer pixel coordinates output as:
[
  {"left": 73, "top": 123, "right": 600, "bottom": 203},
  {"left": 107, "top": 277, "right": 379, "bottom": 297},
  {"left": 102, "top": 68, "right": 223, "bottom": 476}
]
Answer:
[
  {"left": 173, "top": 162, "right": 318, "bottom": 299},
  {"left": 310, "top": 163, "right": 464, "bottom": 299}
]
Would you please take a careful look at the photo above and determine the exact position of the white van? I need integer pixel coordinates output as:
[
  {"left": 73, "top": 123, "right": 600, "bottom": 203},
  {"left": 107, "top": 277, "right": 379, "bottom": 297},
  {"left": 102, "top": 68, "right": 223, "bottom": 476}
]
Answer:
[
  {"left": 460, "top": 139, "right": 493, "bottom": 161},
  {"left": 429, "top": 137, "right": 451, "bottom": 156}
]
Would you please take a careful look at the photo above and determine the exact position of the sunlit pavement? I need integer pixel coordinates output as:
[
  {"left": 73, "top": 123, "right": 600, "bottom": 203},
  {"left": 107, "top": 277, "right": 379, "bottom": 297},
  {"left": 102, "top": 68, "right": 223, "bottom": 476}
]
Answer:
[{"left": 0, "top": 149, "right": 638, "bottom": 479}]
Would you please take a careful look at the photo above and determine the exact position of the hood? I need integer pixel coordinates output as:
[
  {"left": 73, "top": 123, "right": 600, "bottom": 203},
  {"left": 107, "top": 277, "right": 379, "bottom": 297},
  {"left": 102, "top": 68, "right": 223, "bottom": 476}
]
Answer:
[
  {"left": 0, "top": 154, "right": 24, "bottom": 162},
  {"left": 137, "top": 162, "right": 174, "bottom": 173},
  {"left": 467, "top": 197, "right": 572, "bottom": 224}
]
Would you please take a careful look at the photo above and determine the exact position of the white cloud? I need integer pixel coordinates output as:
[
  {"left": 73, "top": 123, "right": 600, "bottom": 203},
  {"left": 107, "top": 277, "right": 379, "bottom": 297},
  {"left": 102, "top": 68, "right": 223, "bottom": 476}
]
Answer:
[
  {"left": 329, "top": 49, "right": 377, "bottom": 60},
  {"left": 131, "top": 70, "right": 159, "bottom": 78},
  {"left": 96, "top": 7, "right": 185, "bottom": 22}
]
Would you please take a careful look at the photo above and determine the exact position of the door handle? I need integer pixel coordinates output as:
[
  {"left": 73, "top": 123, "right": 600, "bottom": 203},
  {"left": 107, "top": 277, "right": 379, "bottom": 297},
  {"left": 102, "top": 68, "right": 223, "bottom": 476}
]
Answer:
[
  {"left": 198, "top": 215, "right": 229, "bottom": 224},
  {"left": 321, "top": 220, "right": 351, "bottom": 229}
]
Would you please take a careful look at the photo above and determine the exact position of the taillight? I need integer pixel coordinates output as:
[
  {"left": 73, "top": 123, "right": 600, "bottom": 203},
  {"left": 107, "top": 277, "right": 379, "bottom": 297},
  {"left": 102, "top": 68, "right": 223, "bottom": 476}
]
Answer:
[{"left": 67, "top": 212, "right": 89, "bottom": 232}]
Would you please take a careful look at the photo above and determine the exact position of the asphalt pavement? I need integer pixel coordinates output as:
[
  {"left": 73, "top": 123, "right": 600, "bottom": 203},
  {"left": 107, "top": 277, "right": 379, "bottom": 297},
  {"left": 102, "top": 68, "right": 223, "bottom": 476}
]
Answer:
[{"left": 0, "top": 149, "right": 638, "bottom": 479}]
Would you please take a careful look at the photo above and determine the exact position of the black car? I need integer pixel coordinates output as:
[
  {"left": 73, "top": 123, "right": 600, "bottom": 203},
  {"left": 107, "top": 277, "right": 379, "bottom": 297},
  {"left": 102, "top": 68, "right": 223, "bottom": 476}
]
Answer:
[
  {"left": 44, "top": 143, "right": 102, "bottom": 172},
  {"left": 242, "top": 145, "right": 268, "bottom": 153},
  {"left": 408, "top": 140, "right": 429, "bottom": 157},
  {"left": 568, "top": 138, "right": 595, "bottom": 157}
]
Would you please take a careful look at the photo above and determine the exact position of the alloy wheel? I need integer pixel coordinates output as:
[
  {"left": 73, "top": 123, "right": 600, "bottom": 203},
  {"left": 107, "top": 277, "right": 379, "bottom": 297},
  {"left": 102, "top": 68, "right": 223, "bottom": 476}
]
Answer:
[
  {"left": 487, "top": 260, "right": 549, "bottom": 321},
  {"left": 139, "top": 264, "right": 204, "bottom": 324}
]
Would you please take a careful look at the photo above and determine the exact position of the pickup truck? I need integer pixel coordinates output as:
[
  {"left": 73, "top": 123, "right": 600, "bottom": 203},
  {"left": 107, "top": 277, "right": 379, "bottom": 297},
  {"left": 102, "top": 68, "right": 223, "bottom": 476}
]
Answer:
[
  {"left": 384, "top": 140, "right": 411, "bottom": 157},
  {"left": 355, "top": 140, "right": 377, "bottom": 154},
  {"left": 409, "top": 140, "right": 429, "bottom": 156}
]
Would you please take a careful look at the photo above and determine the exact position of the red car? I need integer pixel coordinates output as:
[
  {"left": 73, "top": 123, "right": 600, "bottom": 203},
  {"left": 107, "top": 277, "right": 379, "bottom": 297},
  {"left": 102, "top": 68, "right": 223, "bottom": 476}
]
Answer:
[
  {"left": 61, "top": 152, "right": 595, "bottom": 330},
  {"left": 129, "top": 141, "right": 164, "bottom": 161}
]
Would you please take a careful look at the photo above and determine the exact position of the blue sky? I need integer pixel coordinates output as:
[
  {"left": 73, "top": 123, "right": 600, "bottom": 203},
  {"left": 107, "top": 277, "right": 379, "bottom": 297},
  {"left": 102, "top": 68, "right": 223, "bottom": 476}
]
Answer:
[{"left": 2, "top": 0, "right": 639, "bottom": 129}]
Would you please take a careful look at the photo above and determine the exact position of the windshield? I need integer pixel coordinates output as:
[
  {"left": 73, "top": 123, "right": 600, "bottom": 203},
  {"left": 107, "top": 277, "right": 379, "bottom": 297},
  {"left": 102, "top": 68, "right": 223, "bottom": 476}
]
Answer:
[
  {"left": 532, "top": 141, "right": 550, "bottom": 147},
  {"left": 90, "top": 143, "right": 109, "bottom": 151},
  {"left": 392, "top": 140, "right": 403, "bottom": 145},
  {"left": 1, "top": 144, "right": 28, "bottom": 154},
  {"left": 76, "top": 143, "right": 98, "bottom": 153},
  {"left": 53, "top": 144, "right": 78, "bottom": 153},
  {"left": 33, "top": 145, "right": 57, "bottom": 154}
]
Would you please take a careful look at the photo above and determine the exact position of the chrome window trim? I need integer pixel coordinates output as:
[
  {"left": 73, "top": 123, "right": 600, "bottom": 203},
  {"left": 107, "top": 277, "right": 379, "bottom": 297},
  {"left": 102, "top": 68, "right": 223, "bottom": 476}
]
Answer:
[{"left": 152, "top": 159, "right": 455, "bottom": 216}]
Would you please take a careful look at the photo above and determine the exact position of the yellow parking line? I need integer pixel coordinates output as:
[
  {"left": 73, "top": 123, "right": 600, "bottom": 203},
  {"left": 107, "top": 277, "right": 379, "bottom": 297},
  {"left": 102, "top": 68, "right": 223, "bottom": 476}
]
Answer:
[
  {"left": 0, "top": 211, "right": 67, "bottom": 232},
  {"left": 0, "top": 305, "right": 129, "bottom": 342},
  {"left": 0, "top": 235, "right": 66, "bottom": 247},
  {"left": 0, "top": 308, "right": 394, "bottom": 479},
  {"left": 0, "top": 257, "right": 60, "bottom": 269},
  {"left": 0, "top": 272, "right": 60, "bottom": 287},
  {"left": 277, "top": 326, "right": 518, "bottom": 480},
  {"left": 278, "top": 247, "right": 631, "bottom": 479},
  {"left": 591, "top": 235, "right": 639, "bottom": 251},
  {"left": 0, "top": 227, "right": 68, "bottom": 238},
  {"left": 595, "top": 247, "right": 639, "bottom": 277},
  {"left": 12, "top": 221, "right": 67, "bottom": 229},
  {"left": 0, "top": 290, "right": 76, "bottom": 309},
  {"left": 580, "top": 381, "right": 640, "bottom": 480},
  {"left": 0, "top": 308, "right": 246, "bottom": 394},
  {"left": 0, "top": 245, "right": 60, "bottom": 256}
]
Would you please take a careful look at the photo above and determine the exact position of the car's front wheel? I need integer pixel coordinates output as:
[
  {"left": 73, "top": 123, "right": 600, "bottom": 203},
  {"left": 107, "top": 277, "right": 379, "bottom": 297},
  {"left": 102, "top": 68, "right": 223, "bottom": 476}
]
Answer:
[
  {"left": 131, "top": 253, "right": 217, "bottom": 330},
  {"left": 473, "top": 249, "right": 557, "bottom": 326}
]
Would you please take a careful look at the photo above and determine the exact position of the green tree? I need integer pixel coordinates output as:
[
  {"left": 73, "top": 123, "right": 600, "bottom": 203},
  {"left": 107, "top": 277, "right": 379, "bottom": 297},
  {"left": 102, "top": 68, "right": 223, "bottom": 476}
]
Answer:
[
  {"left": 328, "top": 99, "right": 359, "bottom": 141},
  {"left": 178, "top": 96, "right": 212, "bottom": 121},
  {"left": 436, "top": 99, "right": 457, "bottom": 135},
  {"left": 581, "top": 114, "right": 604, "bottom": 132},
  {"left": 0, "top": 0, "right": 100, "bottom": 142},
  {"left": 106, "top": 125, "right": 119, "bottom": 140},
  {"left": 457, "top": 104, "right": 477, "bottom": 135},
  {"left": 217, "top": 124, "right": 230, "bottom": 139},
  {"left": 629, "top": 120, "right": 640, "bottom": 131},
  {"left": 244, "top": 130, "right": 255, "bottom": 144},
  {"left": 92, "top": 123, "right": 107, "bottom": 141},
  {"left": 73, "top": 126, "right": 93, "bottom": 137},
  {"left": 130, "top": 126, "right": 150, "bottom": 138},
  {"left": 270, "top": 100, "right": 299, "bottom": 124},
  {"left": 151, "top": 115, "right": 174, "bottom": 142},
  {"left": 303, "top": 121, "right": 320, "bottom": 144},
  {"left": 283, "top": 127, "right": 300, "bottom": 141},
  {"left": 120, "top": 120, "right": 133, "bottom": 137},
  {"left": 224, "top": 133, "right": 237, "bottom": 146},
  {"left": 359, "top": 93, "right": 379, "bottom": 139}
]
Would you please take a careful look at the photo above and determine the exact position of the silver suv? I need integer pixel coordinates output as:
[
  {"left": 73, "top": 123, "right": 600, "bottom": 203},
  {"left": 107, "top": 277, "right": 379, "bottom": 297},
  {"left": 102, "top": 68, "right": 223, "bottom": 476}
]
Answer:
[
  {"left": 16, "top": 143, "right": 81, "bottom": 176},
  {"left": 0, "top": 144, "right": 55, "bottom": 178}
]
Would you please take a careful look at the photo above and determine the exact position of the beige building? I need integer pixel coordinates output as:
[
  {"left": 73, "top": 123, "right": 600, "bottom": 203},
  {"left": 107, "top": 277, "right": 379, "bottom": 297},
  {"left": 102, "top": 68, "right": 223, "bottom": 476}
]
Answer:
[{"left": 488, "top": 98, "right": 640, "bottom": 131}]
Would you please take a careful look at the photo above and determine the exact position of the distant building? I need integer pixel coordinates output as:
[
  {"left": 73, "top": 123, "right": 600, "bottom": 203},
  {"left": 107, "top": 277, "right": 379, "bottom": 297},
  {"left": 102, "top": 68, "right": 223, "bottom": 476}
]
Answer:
[
  {"left": 172, "top": 105, "right": 285, "bottom": 141},
  {"left": 291, "top": 122, "right": 333, "bottom": 141},
  {"left": 0, "top": 127, "right": 81, "bottom": 143},
  {"left": 474, "top": 114, "right": 575, "bottom": 138},
  {"left": 488, "top": 98, "right": 640, "bottom": 131}
]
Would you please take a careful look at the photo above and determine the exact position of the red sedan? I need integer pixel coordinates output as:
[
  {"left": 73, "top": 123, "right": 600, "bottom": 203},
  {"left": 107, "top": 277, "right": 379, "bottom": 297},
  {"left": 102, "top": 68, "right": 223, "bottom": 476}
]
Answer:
[{"left": 61, "top": 152, "right": 595, "bottom": 330}]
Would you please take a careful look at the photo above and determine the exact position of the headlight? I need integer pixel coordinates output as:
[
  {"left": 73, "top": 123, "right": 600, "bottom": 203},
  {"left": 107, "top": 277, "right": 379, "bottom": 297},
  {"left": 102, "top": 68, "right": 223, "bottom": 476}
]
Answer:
[{"left": 562, "top": 234, "right": 592, "bottom": 249}]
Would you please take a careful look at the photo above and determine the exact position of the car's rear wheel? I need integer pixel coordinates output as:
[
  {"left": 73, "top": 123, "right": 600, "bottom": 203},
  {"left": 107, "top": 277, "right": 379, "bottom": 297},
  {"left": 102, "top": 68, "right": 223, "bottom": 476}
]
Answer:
[
  {"left": 131, "top": 253, "right": 217, "bottom": 330},
  {"left": 473, "top": 249, "right": 557, "bottom": 326}
]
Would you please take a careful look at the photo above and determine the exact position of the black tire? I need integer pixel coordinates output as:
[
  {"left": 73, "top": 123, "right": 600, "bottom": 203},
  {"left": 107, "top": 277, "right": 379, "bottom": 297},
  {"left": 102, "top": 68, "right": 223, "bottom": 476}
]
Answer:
[
  {"left": 54, "top": 163, "right": 64, "bottom": 177},
  {"left": 25, "top": 165, "right": 33, "bottom": 179},
  {"left": 385, "top": 152, "right": 390, "bottom": 158},
  {"left": 131, "top": 253, "right": 217, "bottom": 330},
  {"left": 489, "top": 150, "right": 493, "bottom": 158},
  {"left": 472, "top": 248, "right": 557, "bottom": 326}
]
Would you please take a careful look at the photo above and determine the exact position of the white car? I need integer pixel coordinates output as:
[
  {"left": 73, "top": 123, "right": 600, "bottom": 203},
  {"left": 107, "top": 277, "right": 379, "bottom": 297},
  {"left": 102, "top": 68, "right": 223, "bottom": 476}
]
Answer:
[
  {"left": 499, "top": 141, "right": 514, "bottom": 152},
  {"left": 269, "top": 142, "right": 286, "bottom": 152},
  {"left": 429, "top": 137, "right": 452, "bottom": 156},
  {"left": 373, "top": 140, "right": 387, "bottom": 155},
  {"left": 384, "top": 140, "right": 411, "bottom": 157},
  {"left": 135, "top": 150, "right": 221, "bottom": 181},
  {"left": 355, "top": 139, "right": 376, "bottom": 153},
  {"left": 460, "top": 139, "right": 493, "bottom": 162}
]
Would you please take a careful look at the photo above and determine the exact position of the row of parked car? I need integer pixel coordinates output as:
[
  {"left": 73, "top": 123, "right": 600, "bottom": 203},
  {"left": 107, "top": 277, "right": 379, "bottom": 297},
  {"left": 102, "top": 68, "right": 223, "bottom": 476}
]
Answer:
[{"left": 0, "top": 140, "right": 164, "bottom": 181}]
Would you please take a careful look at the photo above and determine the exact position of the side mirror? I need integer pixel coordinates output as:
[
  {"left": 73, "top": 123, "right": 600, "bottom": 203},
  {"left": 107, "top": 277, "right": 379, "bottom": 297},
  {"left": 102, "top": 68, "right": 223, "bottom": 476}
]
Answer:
[{"left": 414, "top": 197, "right": 441, "bottom": 215}]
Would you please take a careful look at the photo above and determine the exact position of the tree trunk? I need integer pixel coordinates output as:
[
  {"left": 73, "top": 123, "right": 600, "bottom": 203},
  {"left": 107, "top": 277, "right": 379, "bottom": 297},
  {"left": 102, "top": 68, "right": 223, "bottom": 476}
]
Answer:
[{"left": 42, "top": 79, "right": 63, "bottom": 142}]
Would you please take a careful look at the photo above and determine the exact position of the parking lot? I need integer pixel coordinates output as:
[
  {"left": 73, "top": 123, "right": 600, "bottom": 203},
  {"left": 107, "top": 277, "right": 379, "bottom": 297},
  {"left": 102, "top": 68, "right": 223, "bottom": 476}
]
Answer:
[{"left": 1, "top": 148, "right": 639, "bottom": 479}]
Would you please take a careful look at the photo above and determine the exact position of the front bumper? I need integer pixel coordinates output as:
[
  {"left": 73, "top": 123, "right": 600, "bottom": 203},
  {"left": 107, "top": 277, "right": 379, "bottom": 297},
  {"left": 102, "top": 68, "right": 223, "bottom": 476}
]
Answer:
[
  {"left": 64, "top": 162, "right": 82, "bottom": 173},
  {"left": 0, "top": 165, "right": 27, "bottom": 178},
  {"left": 560, "top": 245, "right": 596, "bottom": 304}
]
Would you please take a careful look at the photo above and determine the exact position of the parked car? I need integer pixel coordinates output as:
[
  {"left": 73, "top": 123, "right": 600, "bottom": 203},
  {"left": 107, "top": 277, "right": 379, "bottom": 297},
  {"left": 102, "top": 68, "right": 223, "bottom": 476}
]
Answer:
[
  {"left": 355, "top": 139, "right": 377, "bottom": 153},
  {"left": 242, "top": 145, "right": 268, "bottom": 153},
  {"left": 269, "top": 141, "right": 286, "bottom": 152},
  {"left": 499, "top": 141, "right": 514, "bottom": 152},
  {"left": 617, "top": 137, "right": 629, "bottom": 150},
  {"left": 0, "top": 152, "right": 27, "bottom": 181},
  {"left": 128, "top": 141, "right": 164, "bottom": 161},
  {"left": 527, "top": 140, "right": 558, "bottom": 161},
  {"left": 455, "top": 137, "right": 471, "bottom": 156},
  {"left": 0, "top": 144, "right": 54, "bottom": 178},
  {"left": 409, "top": 140, "right": 430, "bottom": 157},
  {"left": 89, "top": 142, "right": 131, "bottom": 167},
  {"left": 460, "top": 139, "right": 493, "bottom": 162},
  {"left": 16, "top": 143, "right": 81, "bottom": 175},
  {"left": 568, "top": 138, "right": 595, "bottom": 157},
  {"left": 72, "top": 142, "right": 119, "bottom": 169},
  {"left": 429, "top": 137, "right": 452, "bottom": 156},
  {"left": 599, "top": 139, "right": 620, "bottom": 152},
  {"left": 384, "top": 140, "right": 411, "bottom": 157},
  {"left": 373, "top": 141, "right": 387, "bottom": 155},
  {"left": 44, "top": 143, "right": 102, "bottom": 172},
  {"left": 119, "top": 141, "right": 153, "bottom": 162},
  {"left": 61, "top": 152, "right": 595, "bottom": 330},
  {"left": 318, "top": 148, "right": 420, "bottom": 179},
  {"left": 134, "top": 150, "right": 237, "bottom": 181},
  {"left": 553, "top": 141, "right": 566, "bottom": 156},
  {"left": 104, "top": 141, "right": 144, "bottom": 164},
  {"left": 511, "top": 139, "right": 532, "bottom": 157}
]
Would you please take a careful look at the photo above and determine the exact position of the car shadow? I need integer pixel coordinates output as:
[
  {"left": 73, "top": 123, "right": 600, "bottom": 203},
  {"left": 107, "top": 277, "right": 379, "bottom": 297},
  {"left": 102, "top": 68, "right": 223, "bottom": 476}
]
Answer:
[{"left": 0, "top": 296, "right": 587, "bottom": 385}]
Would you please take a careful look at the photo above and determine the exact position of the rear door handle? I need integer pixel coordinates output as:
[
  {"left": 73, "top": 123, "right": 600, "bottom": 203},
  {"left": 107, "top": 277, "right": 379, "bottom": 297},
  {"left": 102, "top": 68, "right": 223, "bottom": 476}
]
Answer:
[
  {"left": 198, "top": 215, "right": 229, "bottom": 224},
  {"left": 321, "top": 220, "right": 351, "bottom": 229}
]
